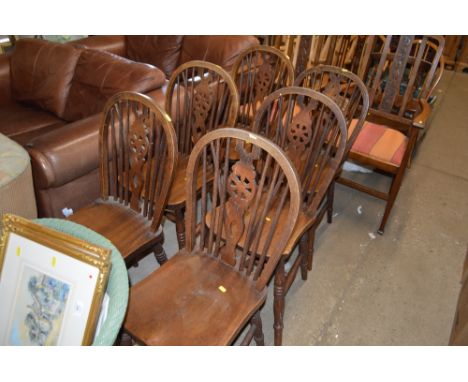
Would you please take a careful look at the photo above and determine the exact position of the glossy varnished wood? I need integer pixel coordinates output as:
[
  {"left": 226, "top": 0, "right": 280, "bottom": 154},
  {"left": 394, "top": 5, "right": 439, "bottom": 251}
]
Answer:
[
  {"left": 124, "top": 128, "right": 301, "bottom": 345},
  {"left": 337, "top": 36, "right": 445, "bottom": 234},
  {"left": 251, "top": 86, "right": 348, "bottom": 344},
  {"left": 125, "top": 250, "right": 267, "bottom": 345},
  {"left": 231, "top": 46, "right": 294, "bottom": 129},
  {"left": 295, "top": 65, "right": 370, "bottom": 268},
  {"left": 69, "top": 92, "right": 178, "bottom": 267},
  {"left": 164, "top": 61, "right": 239, "bottom": 249}
]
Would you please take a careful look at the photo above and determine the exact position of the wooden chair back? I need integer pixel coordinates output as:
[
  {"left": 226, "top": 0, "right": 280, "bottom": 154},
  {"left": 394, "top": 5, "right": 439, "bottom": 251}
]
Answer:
[
  {"left": 231, "top": 46, "right": 294, "bottom": 127},
  {"left": 252, "top": 86, "right": 347, "bottom": 213},
  {"left": 295, "top": 65, "right": 370, "bottom": 154},
  {"left": 293, "top": 36, "right": 367, "bottom": 77},
  {"left": 359, "top": 35, "right": 445, "bottom": 127},
  {"left": 185, "top": 128, "right": 301, "bottom": 291},
  {"left": 165, "top": 60, "right": 239, "bottom": 156},
  {"left": 100, "top": 91, "right": 178, "bottom": 231}
]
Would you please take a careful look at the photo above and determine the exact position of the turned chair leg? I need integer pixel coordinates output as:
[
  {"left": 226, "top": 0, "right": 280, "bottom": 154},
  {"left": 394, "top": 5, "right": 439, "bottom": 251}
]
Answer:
[
  {"left": 153, "top": 241, "right": 168, "bottom": 266},
  {"left": 326, "top": 181, "right": 335, "bottom": 224},
  {"left": 299, "top": 233, "right": 309, "bottom": 281},
  {"left": 307, "top": 226, "right": 316, "bottom": 271},
  {"left": 174, "top": 206, "right": 186, "bottom": 249},
  {"left": 251, "top": 311, "right": 264, "bottom": 346},
  {"left": 273, "top": 257, "right": 286, "bottom": 346},
  {"left": 116, "top": 330, "right": 135, "bottom": 346}
]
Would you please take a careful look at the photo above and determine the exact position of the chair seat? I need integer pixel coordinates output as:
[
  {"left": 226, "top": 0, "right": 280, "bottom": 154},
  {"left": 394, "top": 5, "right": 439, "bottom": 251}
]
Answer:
[
  {"left": 68, "top": 201, "right": 161, "bottom": 264},
  {"left": 124, "top": 250, "right": 267, "bottom": 345},
  {"left": 206, "top": 199, "right": 313, "bottom": 257},
  {"left": 348, "top": 119, "right": 408, "bottom": 168},
  {"left": 167, "top": 155, "right": 214, "bottom": 207}
]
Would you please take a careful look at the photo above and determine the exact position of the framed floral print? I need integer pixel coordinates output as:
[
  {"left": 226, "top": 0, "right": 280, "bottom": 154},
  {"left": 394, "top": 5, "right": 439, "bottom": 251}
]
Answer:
[{"left": 0, "top": 214, "right": 111, "bottom": 345}]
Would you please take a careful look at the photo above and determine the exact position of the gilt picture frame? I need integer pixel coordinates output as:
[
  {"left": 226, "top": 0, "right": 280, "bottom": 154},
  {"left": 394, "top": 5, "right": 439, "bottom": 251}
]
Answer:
[{"left": 0, "top": 214, "right": 111, "bottom": 345}]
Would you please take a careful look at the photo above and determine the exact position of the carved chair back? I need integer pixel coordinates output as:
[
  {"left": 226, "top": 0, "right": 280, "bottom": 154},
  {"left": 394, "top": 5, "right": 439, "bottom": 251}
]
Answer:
[
  {"left": 165, "top": 60, "right": 239, "bottom": 156},
  {"left": 295, "top": 65, "right": 370, "bottom": 154},
  {"left": 100, "top": 91, "right": 178, "bottom": 231},
  {"left": 291, "top": 36, "right": 368, "bottom": 78},
  {"left": 359, "top": 35, "right": 445, "bottom": 127},
  {"left": 231, "top": 46, "right": 294, "bottom": 128},
  {"left": 185, "top": 128, "right": 301, "bottom": 291},
  {"left": 252, "top": 87, "right": 347, "bottom": 213}
]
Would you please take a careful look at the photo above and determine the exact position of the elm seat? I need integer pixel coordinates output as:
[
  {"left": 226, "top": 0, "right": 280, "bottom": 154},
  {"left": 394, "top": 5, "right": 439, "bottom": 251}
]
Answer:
[
  {"left": 124, "top": 251, "right": 267, "bottom": 345},
  {"left": 348, "top": 119, "right": 408, "bottom": 168},
  {"left": 68, "top": 202, "right": 161, "bottom": 266}
]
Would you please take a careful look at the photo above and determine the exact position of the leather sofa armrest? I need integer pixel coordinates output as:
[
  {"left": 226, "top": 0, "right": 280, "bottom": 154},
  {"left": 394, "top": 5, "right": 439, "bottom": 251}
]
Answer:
[
  {"left": 70, "top": 35, "right": 126, "bottom": 57},
  {"left": 0, "top": 53, "right": 11, "bottom": 105},
  {"left": 27, "top": 114, "right": 101, "bottom": 190},
  {"left": 413, "top": 99, "right": 432, "bottom": 129}
]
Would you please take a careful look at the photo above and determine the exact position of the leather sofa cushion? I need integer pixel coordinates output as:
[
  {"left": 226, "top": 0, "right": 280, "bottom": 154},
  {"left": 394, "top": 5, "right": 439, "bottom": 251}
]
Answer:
[
  {"left": 177, "top": 36, "right": 259, "bottom": 71},
  {"left": 62, "top": 49, "right": 166, "bottom": 122},
  {"left": 126, "top": 36, "right": 184, "bottom": 78},
  {"left": 72, "top": 35, "right": 126, "bottom": 57},
  {"left": 27, "top": 114, "right": 101, "bottom": 189},
  {"left": 0, "top": 102, "right": 64, "bottom": 145},
  {"left": 10, "top": 39, "right": 81, "bottom": 117}
]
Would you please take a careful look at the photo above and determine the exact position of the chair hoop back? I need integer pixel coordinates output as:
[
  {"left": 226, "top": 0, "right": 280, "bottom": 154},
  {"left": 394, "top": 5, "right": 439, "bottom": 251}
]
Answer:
[
  {"left": 231, "top": 46, "right": 295, "bottom": 128},
  {"left": 295, "top": 64, "right": 370, "bottom": 153},
  {"left": 185, "top": 127, "right": 301, "bottom": 290},
  {"left": 165, "top": 60, "right": 239, "bottom": 156},
  {"left": 360, "top": 35, "right": 444, "bottom": 123},
  {"left": 253, "top": 86, "right": 347, "bottom": 213},
  {"left": 100, "top": 91, "right": 178, "bottom": 231}
]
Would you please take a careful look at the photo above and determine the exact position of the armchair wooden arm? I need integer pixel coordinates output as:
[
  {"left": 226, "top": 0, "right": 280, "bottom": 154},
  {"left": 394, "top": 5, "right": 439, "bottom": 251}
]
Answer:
[{"left": 413, "top": 99, "right": 432, "bottom": 129}]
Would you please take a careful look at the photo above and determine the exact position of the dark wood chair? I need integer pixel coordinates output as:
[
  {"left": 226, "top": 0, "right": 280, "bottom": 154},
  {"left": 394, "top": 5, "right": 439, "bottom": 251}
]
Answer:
[
  {"left": 231, "top": 45, "right": 294, "bottom": 129},
  {"left": 292, "top": 36, "right": 367, "bottom": 78},
  {"left": 123, "top": 128, "right": 301, "bottom": 345},
  {"left": 252, "top": 86, "right": 348, "bottom": 345},
  {"left": 337, "top": 35, "right": 445, "bottom": 234},
  {"left": 294, "top": 65, "right": 369, "bottom": 270},
  {"left": 69, "top": 91, "right": 178, "bottom": 267},
  {"left": 164, "top": 60, "right": 239, "bottom": 249}
]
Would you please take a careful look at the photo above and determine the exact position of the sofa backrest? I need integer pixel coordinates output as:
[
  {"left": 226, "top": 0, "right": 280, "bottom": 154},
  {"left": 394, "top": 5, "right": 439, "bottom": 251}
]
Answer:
[
  {"left": 62, "top": 49, "right": 166, "bottom": 121},
  {"left": 177, "top": 36, "right": 259, "bottom": 71},
  {"left": 125, "top": 35, "right": 260, "bottom": 77},
  {"left": 10, "top": 39, "right": 81, "bottom": 117},
  {"left": 125, "top": 36, "right": 184, "bottom": 78}
]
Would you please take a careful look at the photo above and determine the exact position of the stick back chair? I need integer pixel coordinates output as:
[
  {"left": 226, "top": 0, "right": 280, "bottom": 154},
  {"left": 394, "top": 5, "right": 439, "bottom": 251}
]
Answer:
[
  {"left": 294, "top": 65, "right": 369, "bottom": 269},
  {"left": 252, "top": 86, "right": 347, "bottom": 345},
  {"left": 164, "top": 60, "right": 239, "bottom": 249},
  {"left": 337, "top": 35, "right": 445, "bottom": 234},
  {"left": 69, "top": 91, "right": 178, "bottom": 267},
  {"left": 123, "top": 128, "right": 301, "bottom": 345},
  {"left": 231, "top": 45, "right": 294, "bottom": 129}
]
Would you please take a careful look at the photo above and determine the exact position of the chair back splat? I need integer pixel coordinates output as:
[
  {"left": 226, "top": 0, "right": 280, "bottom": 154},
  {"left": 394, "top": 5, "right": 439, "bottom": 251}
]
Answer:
[
  {"left": 360, "top": 35, "right": 445, "bottom": 125},
  {"left": 165, "top": 60, "right": 239, "bottom": 157},
  {"left": 295, "top": 65, "right": 370, "bottom": 155},
  {"left": 231, "top": 46, "right": 294, "bottom": 129},
  {"left": 100, "top": 91, "right": 178, "bottom": 231},
  {"left": 253, "top": 87, "right": 347, "bottom": 214},
  {"left": 185, "top": 128, "right": 301, "bottom": 291}
]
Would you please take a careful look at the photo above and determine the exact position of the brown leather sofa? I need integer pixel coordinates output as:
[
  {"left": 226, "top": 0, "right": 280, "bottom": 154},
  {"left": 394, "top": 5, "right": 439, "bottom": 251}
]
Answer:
[
  {"left": 71, "top": 35, "right": 259, "bottom": 77},
  {"left": 2, "top": 36, "right": 258, "bottom": 218},
  {"left": 0, "top": 38, "right": 168, "bottom": 217}
]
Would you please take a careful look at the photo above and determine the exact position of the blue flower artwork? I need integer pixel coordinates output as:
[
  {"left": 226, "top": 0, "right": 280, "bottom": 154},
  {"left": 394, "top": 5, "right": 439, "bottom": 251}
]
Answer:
[{"left": 9, "top": 266, "right": 71, "bottom": 346}]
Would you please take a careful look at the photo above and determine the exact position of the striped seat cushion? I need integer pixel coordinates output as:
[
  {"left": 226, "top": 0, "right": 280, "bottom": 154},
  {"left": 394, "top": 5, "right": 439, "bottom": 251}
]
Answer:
[{"left": 348, "top": 119, "right": 408, "bottom": 167}]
